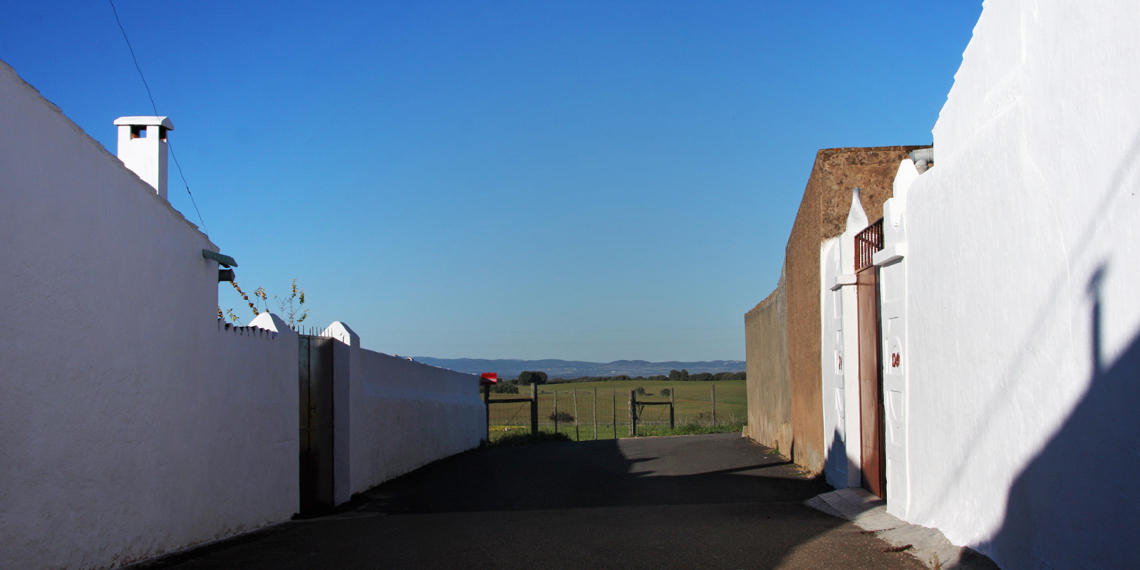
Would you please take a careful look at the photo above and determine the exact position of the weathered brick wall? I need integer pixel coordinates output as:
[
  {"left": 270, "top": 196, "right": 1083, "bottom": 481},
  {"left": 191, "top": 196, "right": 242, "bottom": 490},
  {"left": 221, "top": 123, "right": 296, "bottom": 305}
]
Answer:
[
  {"left": 746, "top": 145, "right": 924, "bottom": 474},
  {"left": 745, "top": 270, "right": 791, "bottom": 454},
  {"left": 786, "top": 163, "right": 825, "bottom": 471}
]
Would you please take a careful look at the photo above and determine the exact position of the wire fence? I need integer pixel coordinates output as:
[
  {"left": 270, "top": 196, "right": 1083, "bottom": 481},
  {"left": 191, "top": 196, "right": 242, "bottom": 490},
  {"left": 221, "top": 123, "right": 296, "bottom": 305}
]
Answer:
[{"left": 486, "top": 383, "right": 747, "bottom": 442}]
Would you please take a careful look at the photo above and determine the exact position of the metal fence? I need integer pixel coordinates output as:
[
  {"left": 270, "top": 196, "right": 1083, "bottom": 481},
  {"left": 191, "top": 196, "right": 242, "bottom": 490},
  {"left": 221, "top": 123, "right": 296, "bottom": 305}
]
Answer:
[
  {"left": 486, "top": 383, "right": 747, "bottom": 442},
  {"left": 855, "top": 217, "right": 884, "bottom": 271}
]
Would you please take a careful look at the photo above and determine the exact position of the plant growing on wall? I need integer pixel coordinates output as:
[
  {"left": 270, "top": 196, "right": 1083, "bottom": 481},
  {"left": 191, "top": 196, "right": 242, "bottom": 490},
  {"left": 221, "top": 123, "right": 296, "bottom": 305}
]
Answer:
[
  {"left": 218, "top": 279, "right": 307, "bottom": 328},
  {"left": 274, "top": 279, "right": 308, "bottom": 329}
]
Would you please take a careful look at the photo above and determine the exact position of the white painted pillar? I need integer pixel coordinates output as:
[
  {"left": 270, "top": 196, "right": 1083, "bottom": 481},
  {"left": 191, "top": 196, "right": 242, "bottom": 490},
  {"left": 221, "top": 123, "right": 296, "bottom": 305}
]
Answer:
[
  {"left": 323, "top": 321, "right": 360, "bottom": 507},
  {"left": 874, "top": 158, "right": 921, "bottom": 518},
  {"left": 837, "top": 188, "right": 868, "bottom": 489}
]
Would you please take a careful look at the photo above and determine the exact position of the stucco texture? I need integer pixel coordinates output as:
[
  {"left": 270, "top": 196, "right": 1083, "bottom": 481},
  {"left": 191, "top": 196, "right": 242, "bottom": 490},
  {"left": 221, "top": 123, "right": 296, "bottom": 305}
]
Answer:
[
  {"left": 747, "top": 146, "right": 922, "bottom": 474},
  {"left": 744, "top": 272, "right": 791, "bottom": 454},
  {"left": 349, "top": 348, "right": 485, "bottom": 494},
  {"left": 888, "top": 1, "right": 1140, "bottom": 567},
  {"left": 0, "top": 60, "right": 298, "bottom": 569}
]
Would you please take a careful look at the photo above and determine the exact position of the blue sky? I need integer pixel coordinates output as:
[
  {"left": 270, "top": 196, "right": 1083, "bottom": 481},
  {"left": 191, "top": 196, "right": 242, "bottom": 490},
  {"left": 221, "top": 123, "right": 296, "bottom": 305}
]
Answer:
[{"left": 1, "top": 1, "right": 982, "bottom": 362}]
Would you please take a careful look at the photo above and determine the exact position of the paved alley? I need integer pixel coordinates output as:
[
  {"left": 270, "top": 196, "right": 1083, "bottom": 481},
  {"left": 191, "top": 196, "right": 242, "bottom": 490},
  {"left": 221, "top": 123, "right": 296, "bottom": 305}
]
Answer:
[{"left": 132, "top": 434, "right": 926, "bottom": 570}]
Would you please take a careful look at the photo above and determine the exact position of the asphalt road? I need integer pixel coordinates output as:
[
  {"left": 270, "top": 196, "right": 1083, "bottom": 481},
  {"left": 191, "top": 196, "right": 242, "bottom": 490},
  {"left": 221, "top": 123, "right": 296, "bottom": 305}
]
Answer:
[{"left": 133, "top": 434, "right": 926, "bottom": 570}]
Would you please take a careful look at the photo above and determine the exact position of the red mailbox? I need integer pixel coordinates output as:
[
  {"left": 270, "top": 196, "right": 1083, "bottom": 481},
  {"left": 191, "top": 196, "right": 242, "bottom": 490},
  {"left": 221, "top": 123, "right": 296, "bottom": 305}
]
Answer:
[{"left": 480, "top": 372, "right": 498, "bottom": 385}]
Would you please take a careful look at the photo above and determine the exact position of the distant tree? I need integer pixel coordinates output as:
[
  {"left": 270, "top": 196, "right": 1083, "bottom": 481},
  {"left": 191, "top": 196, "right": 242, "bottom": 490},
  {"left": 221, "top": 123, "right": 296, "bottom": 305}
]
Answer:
[
  {"left": 668, "top": 369, "right": 690, "bottom": 382},
  {"left": 517, "top": 371, "right": 548, "bottom": 386},
  {"left": 712, "top": 371, "right": 747, "bottom": 382},
  {"left": 491, "top": 383, "right": 519, "bottom": 394},
  {"left": 634, "top": 386, "right": 647, "bottom": 396},
  {"left": 691, "top": 372, "right": 714, "bottom": 382},
  {"left": 659, "top": 388, "right": 671, "bottom": 397}
]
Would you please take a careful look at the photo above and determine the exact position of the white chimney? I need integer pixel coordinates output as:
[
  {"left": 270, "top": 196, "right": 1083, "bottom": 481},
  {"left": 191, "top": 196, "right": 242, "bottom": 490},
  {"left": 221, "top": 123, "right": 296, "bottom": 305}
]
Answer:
[{"left": 114, "top": 116, "right": 173, "bottom": 200}]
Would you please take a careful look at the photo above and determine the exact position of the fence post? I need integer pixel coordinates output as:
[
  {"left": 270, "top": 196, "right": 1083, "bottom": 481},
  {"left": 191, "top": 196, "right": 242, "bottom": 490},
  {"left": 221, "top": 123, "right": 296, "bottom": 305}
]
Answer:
[
  {"left": 711, "top": 384, "right": 717, "bottom": 425},
  {"left": 530, "top": 384, "right": 538, "bottom": 436},
  {"left": 629, "top": 389, "right": 637, "bottom": 437},
  {"left": 483, "top": 382, "right": 491, "bottom": 442},
  {"left": 669, "top": 387, "right": 675, "bottom": 430},
  {"left": 612, "top": 389, "right": 617, "bottom": 440},
  {"left": 573, "top": 390, "right": 580, "bottom": 442},
  {"left": 593, "top": 387, "right": 598, "bottom": 440},
  {"left": 554, "top": 389, "right": 559, "bottom": 434}
]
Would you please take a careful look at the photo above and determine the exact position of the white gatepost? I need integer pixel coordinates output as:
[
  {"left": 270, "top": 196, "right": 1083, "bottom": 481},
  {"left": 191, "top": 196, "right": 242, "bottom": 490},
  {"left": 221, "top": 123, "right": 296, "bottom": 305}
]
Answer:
[
  {"left": 827, "top": 187, "right": 867, "bottom": 489},
  {"left": 821, "top": 236, "right": 848, "bottom": 487},
  {"left": 874, "top": 158, "right": 921, "bottom": 518},
  {"left": 322, "top": 321, "right": 360, "bottom": 507}
]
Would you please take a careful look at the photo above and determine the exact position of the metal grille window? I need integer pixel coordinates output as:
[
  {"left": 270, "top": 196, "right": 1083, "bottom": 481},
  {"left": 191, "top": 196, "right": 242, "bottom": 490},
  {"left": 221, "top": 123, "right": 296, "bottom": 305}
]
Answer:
[{"left": 855, "top": 218, "right": 884, "bottom": 271}]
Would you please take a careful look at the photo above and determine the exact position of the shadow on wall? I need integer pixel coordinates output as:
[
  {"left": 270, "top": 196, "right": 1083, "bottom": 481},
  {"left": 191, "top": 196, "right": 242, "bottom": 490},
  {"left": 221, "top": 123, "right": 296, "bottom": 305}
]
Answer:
[
  {"left": 826, "top": 429, "right": 852, "bottom": 489},
  {"left": 986, "top": 265, "right": 1140, "bottom": 569}
]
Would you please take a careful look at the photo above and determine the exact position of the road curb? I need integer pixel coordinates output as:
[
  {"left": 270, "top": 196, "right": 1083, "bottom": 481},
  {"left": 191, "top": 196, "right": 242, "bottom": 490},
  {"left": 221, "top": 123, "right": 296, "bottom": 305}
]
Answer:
[{"left": 805, "top": 488, "right": 999, "bottom": 570}]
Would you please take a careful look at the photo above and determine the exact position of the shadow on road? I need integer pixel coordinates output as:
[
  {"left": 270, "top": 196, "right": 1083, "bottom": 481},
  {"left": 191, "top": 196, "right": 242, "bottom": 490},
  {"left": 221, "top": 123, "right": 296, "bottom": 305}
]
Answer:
[
  {"left": 132, "top": 434, "right": 926, "bottom": 570},
  {"left": 357, "top": 433, "right": 827, "bottom": 515}
]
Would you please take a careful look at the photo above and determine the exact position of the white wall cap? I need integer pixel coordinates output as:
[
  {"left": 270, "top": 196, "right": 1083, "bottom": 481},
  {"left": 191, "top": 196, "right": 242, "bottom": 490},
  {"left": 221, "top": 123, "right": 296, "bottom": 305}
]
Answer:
[
  {"left": 831, "top": 274, "right": 857, "bottom": 291},
  {"left": 873, "top": 244, "right": 907, "bottom": 267},
  {"left": 322, "top": 321, "right": 360, "bottom": 349},
  {"left": 891, "top": 159, "right": 920, "bottom": 208},
  {"left": 114, "top": 116, "right": 173, "bottom": 129},
  {"left": 844, "top": 187, "right": 869, "bottom": 233},
  {"left": 893, "top": 159, "right": 920, "bottom": 194},
  {"left": 249, "top": 312, "right": 295, "bottom": 336}
]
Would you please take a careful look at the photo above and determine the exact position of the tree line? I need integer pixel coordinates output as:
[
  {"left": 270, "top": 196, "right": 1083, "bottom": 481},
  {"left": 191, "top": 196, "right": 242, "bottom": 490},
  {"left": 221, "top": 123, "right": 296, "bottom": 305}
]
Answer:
[
  {"left": 491, "top": 369, "right": 745, "bottom": 393},
  {"left": 548, "top": 369, "right": 745, "bottom": 384}
]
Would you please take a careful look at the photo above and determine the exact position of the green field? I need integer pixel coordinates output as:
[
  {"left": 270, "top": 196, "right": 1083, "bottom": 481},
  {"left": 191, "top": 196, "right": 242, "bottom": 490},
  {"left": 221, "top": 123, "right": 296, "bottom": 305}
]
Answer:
[{"left": 484, "top": 380, "right": 746, "bottom": 443}]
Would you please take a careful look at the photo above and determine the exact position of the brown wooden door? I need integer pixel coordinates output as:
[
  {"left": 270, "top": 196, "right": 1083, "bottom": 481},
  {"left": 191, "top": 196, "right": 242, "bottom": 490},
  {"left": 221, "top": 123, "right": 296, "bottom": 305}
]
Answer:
[{"left": 857, "top": 266, "right": 886, "bottom": 498}]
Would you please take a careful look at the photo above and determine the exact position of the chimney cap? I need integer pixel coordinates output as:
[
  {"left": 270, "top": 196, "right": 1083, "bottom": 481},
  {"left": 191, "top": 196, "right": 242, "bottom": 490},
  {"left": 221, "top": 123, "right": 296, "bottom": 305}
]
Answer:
[{"left": 114, "top": 116, "right": 174, "bottom": 130}]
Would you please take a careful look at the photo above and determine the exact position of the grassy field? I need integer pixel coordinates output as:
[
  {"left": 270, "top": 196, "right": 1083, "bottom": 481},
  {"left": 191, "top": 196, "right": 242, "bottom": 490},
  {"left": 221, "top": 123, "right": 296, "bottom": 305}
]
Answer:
[{"left": 485, "top": 380, "right": 746, "bottom": 443}]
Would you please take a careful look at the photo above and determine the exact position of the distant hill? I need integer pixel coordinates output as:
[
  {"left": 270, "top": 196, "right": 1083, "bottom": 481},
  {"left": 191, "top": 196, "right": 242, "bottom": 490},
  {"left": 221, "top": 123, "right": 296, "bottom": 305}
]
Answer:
[{"left": 411, "top": 357, "right": 745, "bottom": 380}]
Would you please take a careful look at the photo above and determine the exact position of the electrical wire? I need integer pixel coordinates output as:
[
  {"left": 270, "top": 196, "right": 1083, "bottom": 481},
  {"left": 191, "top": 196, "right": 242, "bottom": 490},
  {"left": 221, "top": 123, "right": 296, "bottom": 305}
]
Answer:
[{"left": 108, "top": 0, "right": 209, "bottom": 236}]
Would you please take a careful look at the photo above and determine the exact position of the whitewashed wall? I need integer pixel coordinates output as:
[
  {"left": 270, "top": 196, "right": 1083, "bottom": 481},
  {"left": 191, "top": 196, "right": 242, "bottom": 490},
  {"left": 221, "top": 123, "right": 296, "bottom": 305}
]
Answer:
[
  {"left": 893, "top": 1, "right": 1140, "bottom": 568},
  {"left": 874, "top": 160, "right": 918, "bottom": 520},
  {"left": 0, "top": 60, "right": 298, "bottom": 569},
  {"left": 323, "top": 322, "right": 484, "bottom": 497},
  {"left": 819, "top": 237, "right": 848, "bottom": 488},
  {"left": 821, "top": 190, "right": 869, "bottom": 491}
]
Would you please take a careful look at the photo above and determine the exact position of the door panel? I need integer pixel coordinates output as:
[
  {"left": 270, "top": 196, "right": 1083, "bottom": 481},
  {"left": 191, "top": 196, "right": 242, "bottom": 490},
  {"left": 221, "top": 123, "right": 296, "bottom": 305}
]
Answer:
[
  {"left": 857, "top": 267, "right": 886, "bottom": 498},
  {"left": 299, "top": 336, "right": 335, "bottom": 515}
]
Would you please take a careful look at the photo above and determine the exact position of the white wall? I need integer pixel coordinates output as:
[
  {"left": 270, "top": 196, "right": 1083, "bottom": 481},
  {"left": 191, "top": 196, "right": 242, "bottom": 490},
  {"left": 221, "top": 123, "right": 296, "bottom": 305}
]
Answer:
[
  {"left": 0, "top": 59, "right": 297, "bottom": 569},
  {"left": 873, "top": 161, "right": 917, "bottom": 520},
  {"left": 891, "top": 1, "right": 1140, "bottom": 567},
  {"left": 820, "top": 237, "right": 847, "bottom": 488},
  {"left": 346, "top": 341, "right": 484, "bottom": 495},
  {"left": 821, "top": 190, "right": 868, "bottom": 491}
]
